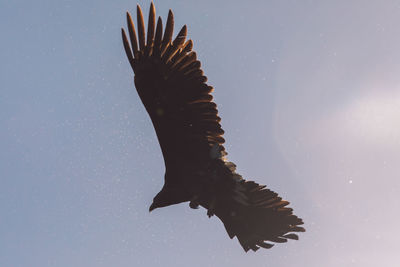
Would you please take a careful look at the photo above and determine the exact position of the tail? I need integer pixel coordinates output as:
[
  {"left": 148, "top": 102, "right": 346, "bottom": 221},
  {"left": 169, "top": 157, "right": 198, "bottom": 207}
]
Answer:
[{"left": 211, "top": 161, "right": 305, "bottom": 252}]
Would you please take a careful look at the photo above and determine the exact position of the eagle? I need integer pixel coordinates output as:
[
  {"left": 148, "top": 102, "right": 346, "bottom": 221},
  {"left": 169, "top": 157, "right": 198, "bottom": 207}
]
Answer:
[{"left": 121, "top": 3, "right": 305, "bottom": 252}]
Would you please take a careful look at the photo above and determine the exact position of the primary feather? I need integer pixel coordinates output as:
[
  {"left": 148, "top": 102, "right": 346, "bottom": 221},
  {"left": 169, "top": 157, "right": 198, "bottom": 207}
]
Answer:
[{"left": 121, "top": 3, "right": 305, "bottom": 252}]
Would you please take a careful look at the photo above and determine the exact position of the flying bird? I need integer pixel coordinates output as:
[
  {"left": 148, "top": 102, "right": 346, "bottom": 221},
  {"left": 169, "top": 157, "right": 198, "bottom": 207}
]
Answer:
[{"left": 121, "top": 3, "right": 305, "bottom": 252}]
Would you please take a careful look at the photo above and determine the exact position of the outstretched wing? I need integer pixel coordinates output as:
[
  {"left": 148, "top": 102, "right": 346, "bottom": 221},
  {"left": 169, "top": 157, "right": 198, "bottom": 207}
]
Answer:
[{"left": 122, "top": 3, "right": 225, "bottom": 171}]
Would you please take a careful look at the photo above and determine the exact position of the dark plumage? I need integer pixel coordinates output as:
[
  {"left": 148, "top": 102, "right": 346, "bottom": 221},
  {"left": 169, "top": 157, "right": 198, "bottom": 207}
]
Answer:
[{"left": 121, "top": 3, "right": 305, "bottom": 252}]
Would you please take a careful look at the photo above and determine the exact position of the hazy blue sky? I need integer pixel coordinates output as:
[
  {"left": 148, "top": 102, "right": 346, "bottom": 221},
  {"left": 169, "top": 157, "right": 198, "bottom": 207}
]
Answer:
[{"left": 1, "top": 1, "right": 400, "bottom": 266}]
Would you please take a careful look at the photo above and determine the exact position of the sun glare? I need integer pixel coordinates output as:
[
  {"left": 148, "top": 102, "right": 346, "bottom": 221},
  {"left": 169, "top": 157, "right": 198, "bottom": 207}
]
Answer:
[{"left": 344, "top": 90, "right": 400, "bottom": 145}]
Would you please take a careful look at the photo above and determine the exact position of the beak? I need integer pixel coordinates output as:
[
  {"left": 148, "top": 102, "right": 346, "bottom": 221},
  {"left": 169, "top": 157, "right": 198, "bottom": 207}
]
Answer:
[{"left": 149, "top": 203, "right": 156, "bottom": 212}]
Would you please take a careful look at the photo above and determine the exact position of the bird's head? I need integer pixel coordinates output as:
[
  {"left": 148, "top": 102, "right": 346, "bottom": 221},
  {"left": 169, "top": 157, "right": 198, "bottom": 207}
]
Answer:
[
  {"left": 149, "top": 185, "right": 191, "bottom": 212},
  {"left": 149, "top": 192, "right": 166, "bottom": 212}
]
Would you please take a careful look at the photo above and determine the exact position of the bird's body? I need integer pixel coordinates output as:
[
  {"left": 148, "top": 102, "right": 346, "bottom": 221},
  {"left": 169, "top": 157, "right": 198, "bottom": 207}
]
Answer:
[{"left": 121, "top": 3, "right": 305, "bottom": 252}]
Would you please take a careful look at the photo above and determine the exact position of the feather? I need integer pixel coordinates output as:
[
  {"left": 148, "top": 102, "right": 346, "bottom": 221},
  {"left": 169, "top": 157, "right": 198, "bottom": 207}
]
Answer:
[
  {"left": 121, "top": 28, "right": 134, "bottom": 70},
  {"left": 269, "top": 237, "right": 287, "bottom": 243},
  {"left": 144, "top": 2, "right": 156, "bottom": 57},
  {"left": 136, "top": 5, "right": 146, "bottom": 51},
  {"left": 250, "top": 185, "right": 267, "bottom": 192},
  {"left": 258, "top": 242, "right": 274, "bottom": 249},
  {"left": 175, "top": 51, "right": 197, "bottom": 72},
  {"left": 187, "top": 94, "right": 213, "bottom": 104},
  {"left": 264, "top": 200, "right": 290, "bottom": 209},
  {"left": 173, "top": 25, "right": 187, "bottom": 46},
  {"left": 185, "top": 69, "right": 203, "bottom": 79},
  {"left": 126, "top": 12, "right": 138, "bottom": 58},
  {"left": 291, "top": 226, "right": 306, "bottom": 232},
  {"left": 146, "top": 2, "right": 156, "bottom": 46},
  {"left": 153, "top": 17, "right": 163, "bottom": 57},
  {"left": 162, "top": 25, "right": 187, "bottom": 63},
  {"left": 182, "top": 61, "right": 201, "bottom": 75},
  {"left": 283, "top": 233, "right": 299, "bottom": 240},
  {"left": 249, "top": 244, "right": 260, "bottom": 251},
  {"left": 161, "top": 10, "right": 174, "bottom": 54},
  {"left": 169, "top": 39, "right": 193, "bottom": 67}
]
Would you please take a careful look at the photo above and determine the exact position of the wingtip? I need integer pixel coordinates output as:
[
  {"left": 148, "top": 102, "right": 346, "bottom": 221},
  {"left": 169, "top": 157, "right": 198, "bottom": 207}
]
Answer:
[
  {"left": 126, "top": 11, "right": 133, "bottom": 24},
  {"left": 167, "top": 9, "right": 174, "bottom": 22},
  {"left": 150, "top": 3, "right": 155, "bottom": 16},
  {"left": 136, "top": 4, "right": 146, "bottom": 51},
  {"left": 177, "top": 25, "right": 187, "bottom": 38},
  {"left": 137, "top": 4, "right": 143, "bottom": 17}
]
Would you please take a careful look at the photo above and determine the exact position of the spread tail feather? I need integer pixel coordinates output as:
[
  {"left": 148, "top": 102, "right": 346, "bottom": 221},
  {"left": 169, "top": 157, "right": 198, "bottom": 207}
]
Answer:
[{"left": 210, "top": 162, "right": 305, "bottom": 252}]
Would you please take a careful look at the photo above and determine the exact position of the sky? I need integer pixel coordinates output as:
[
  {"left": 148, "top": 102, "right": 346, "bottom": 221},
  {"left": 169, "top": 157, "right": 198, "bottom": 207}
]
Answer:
[{"left": 1, "top": 0, "right": 400, "bottom": 266}]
